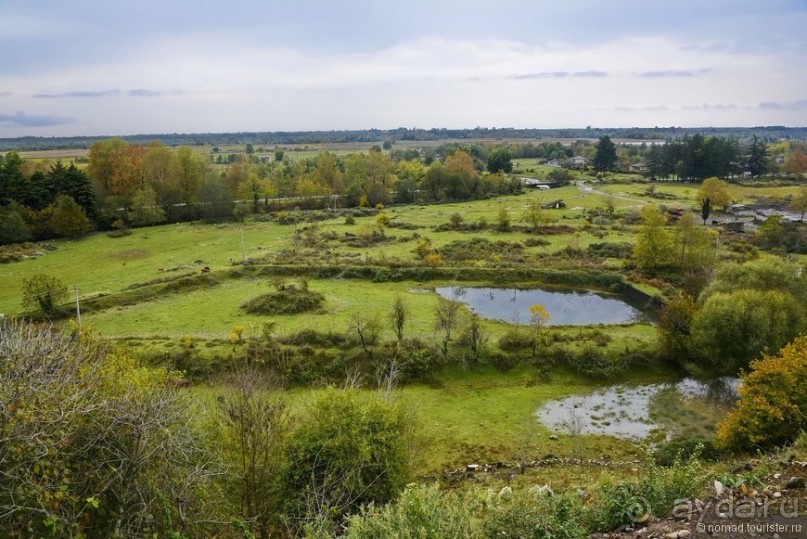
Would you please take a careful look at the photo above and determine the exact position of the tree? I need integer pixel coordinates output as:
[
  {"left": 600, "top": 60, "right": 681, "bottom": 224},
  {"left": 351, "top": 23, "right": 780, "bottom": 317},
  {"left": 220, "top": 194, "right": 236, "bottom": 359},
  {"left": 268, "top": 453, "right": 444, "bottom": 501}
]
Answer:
[
  {"left": 697, "top": 177, "right": 731, "bottom": 209},
  {"left": 632, "top": 205, "right": 675, "bottom": 275},
  {"left": 390, "top": 295, "right": 407, "bottom": 344},
  {"left": 487, "top": 146, "right": 513, "bottom": 173},
  {"left": 529, "top": 304, "right": 551, "bottom": 358},
  {"left": 593, "top": 136, "right": 617, "bottom": 172},
  {"left": 274, "top": 148, "right": 285, "bottom": 162},
  {"left": 48, "top": 194, "right": 91, "bottom": 237},
  {"left": 175, "top": 146, "right": 205, "bottom": 206},
  {"left": 657, "top": 294, "right": 698, "bottom": 365},
  {"left": 22, "top": 273, "right": 68, "bottom": 316},
  {"left": 789, "top": 185, "right": 807, "bottom": 221},
  {"left": 435, "top": 295, "right": 462, "bottom": 359},
  {"left": 522, "top": 200, "right": 553, "bottom": 231},
  {"left": 245, "top": 143, "right": 254, "bottom": 155},
  {"left": 216, "top": 363, "right": 288, "bottom": 538},
  {"left": 746, "top": 134, "right": 768, "bottom": 178},
  {"left": 689, "top": 289, "right": 805, "bottom": 375},
  {"left": 277, "top": 389, "right": 411, "bottom": 531},
  {"left": 699, "top": 256, "right": 807, "bottom": 305},
  {"left": 700, "top": 196, "right": 711, "bottom": 225},
  {"left": 0, "top": 207, "right": 32, "bottom": 244},
  {"left": 675, "top": 213, "right": 717, "bottom": 295},
  {"left": 128, "top": 185, "right": 166, "bottom": 226},
  {"left": 716, "top": 336, "right": 807, "bottom": 452},
  {"left": 462, "top": 313, "right": 489, "bottom": 364},
  {"left": 496, "top": 206, "right": 511, "bottom": 232},
  {"left": 782, "top": 147, "right": 807, "bottom": 176}
]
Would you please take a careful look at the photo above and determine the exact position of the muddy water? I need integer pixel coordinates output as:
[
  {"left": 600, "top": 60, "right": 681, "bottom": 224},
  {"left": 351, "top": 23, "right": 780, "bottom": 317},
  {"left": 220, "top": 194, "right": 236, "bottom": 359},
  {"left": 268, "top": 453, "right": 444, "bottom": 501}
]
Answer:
[{"left": 535, "top": 378, "right": 738, "bottom": 440}]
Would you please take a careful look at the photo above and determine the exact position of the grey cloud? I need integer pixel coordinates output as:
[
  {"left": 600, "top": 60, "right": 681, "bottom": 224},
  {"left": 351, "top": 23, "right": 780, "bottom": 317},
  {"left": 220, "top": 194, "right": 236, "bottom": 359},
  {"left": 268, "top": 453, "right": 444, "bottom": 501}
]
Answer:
[
  {"left": 682, "top": 103, "right": 737, "bottom": 110},
  {"left": 509, "top": 70, "right": 607, "bottom": 80},
  {"left": 0, "top": 111, "right": 75, "bottom": 127},
  {"left": 35, "top": 90, "right": 121, "bottom": 98},
  {"left": 572, "top": 70, "right": 608, "bottom": 78},
  {"left": 128, "top": 89, "right": 170, "bottom": 97},
  {"left": 616, "top": 105, "right": 670, "bottom": 112},
  {"left": 759, "top": 99, "right": 807, "bottom": 110},
  {"left": 0, "top": 91, "right": 11, "bottom": 97},
  {"left": 641, "top": 68, "right": 713, "bottom": 78}
]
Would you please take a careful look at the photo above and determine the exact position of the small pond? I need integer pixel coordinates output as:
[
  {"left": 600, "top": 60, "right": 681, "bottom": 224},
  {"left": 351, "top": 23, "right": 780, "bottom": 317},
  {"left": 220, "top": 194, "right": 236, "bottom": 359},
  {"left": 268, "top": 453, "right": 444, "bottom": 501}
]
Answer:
[
  {"left": 535, "top": 378, "right": 739, "bottom": 441},
  {"left": 434, "top": 286, "right": 652, "bottom": 326}
]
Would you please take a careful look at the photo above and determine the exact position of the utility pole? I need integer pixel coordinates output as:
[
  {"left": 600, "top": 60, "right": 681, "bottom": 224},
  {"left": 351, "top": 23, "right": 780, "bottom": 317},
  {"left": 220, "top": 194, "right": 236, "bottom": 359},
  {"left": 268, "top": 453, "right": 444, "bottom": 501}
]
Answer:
[
  {"left": 74, "top": 285, "right": 81, "bottom": 331},
  {"left": 240, "top": 227, "right": 247, "bottom": 262}
]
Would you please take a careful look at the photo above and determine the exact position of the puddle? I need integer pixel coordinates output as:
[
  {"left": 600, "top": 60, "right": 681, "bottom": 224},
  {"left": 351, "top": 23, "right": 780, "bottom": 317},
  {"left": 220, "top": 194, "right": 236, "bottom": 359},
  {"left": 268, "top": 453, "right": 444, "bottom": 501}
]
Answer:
[{"left": 535, "top": 378, "right": 738, "bottom": 440}]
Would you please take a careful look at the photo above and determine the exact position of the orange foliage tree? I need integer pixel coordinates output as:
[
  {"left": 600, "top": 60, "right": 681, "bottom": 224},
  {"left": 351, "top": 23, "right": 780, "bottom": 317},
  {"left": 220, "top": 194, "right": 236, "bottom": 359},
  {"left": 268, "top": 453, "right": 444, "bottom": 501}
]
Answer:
[{"left": 716, "top": 336, "right": 807, "bottom": 452}]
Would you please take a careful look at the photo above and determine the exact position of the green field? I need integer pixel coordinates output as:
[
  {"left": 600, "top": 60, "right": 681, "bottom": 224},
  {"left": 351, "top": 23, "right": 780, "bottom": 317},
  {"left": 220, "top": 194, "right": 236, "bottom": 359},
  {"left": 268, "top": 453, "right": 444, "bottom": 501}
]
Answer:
[{"left": 5, "top": 178, "right": 799, "bottom": 473}]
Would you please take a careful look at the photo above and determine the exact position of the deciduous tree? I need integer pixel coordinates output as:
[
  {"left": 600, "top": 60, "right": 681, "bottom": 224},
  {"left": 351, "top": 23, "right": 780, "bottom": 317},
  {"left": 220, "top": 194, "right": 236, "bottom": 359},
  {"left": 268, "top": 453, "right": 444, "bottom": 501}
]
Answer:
[
  {"left": 632, "top": 205, "right": 674, "bottom": 275},
  {"left": 22, "top": 273, "right": 68, "bottom": 316},
  {"left": 698, "top": 177, "right": 731, "bottom": 209}
]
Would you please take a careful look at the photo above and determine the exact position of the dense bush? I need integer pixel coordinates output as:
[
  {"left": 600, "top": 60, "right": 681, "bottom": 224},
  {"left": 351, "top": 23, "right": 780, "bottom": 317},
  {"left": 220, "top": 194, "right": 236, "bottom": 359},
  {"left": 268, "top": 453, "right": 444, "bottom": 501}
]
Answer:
[
  {"left": 277, "top": 389, "right": 412, "bottom": 532},
  {"left": 0, "top": 320, "right": 215, "bottom": 537},
  {"left": 716, "top": 336, "right": 807, "bottom": 452},
  {"left": 241, "top": 288, "right": 325, "bottom": 315},
  {"left": 655, "top": 437, "right": 719, "bottom": 466},
  {"left": 689, "top": 289, "right": 805, "bottom": 374}
]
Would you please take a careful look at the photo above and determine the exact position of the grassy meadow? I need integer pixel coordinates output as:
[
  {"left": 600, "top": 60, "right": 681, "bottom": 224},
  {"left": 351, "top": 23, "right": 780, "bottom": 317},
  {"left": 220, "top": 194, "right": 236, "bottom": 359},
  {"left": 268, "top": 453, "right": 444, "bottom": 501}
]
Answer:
[{"left": 3, "top": 172, "right": 801, "bottom": 474}]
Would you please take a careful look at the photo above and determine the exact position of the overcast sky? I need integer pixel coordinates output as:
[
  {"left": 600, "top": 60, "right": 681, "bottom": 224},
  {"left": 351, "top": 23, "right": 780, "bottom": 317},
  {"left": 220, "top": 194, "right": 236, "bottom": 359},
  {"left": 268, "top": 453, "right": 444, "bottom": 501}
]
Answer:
[{"left": 1, "top": 0, "right": 806, "bottom": 137}]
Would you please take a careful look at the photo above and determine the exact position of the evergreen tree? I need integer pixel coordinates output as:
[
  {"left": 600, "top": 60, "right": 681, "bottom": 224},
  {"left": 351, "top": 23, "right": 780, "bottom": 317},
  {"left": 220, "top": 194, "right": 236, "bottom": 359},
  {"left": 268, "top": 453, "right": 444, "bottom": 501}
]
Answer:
[
  {"left": 746, "top": 135, "right": 768, "bottom": 177},
  {"left": 593, "top": 136, "right": 617, "bottom": 172}
]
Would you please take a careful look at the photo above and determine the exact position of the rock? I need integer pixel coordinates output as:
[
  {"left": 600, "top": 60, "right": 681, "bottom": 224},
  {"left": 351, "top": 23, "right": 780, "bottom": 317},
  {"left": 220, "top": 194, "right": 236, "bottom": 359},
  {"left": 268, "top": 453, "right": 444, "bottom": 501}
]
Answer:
[
  {"left": 664, "top": 531, "right": 691, "bottom": 539},
  {"left": 732, "top": 462, "right": 753, "bottom": 473},
  {"left": 774, "top": 473, "right": 783, "bottom": 480},
  {"left": 784, "top": 476, "right": 806, "bottom": 489},
  {"left": 773, "top": 491, "right": 782, "bottom": 498},
  {"left": 714, "top": 479, "right": 725, "bottom": 497},
  {"left": 549, "top": 434, "right": 559, "bottom": 440}
]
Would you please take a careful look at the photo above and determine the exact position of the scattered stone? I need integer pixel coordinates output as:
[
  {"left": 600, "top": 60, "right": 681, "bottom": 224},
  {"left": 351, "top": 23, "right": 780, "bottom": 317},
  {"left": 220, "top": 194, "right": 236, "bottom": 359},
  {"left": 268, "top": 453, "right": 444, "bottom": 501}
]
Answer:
[
  {"left": 774, "top": 473, "right": 783, "bottom": 480},
  {"left": 784, "top": 476, "right": 806, "bottom": 489},
  {"left": 664, "top": 530, "right": 691, "bottom": 539},
  {"left": 773, "top": 491, "right": 783, "bottom": 498},
  {"left": 466, "top": 464, "right": 479, "bottom": 472},
  {"left": 549, "top": 435, "right": 559, "bottom": 441},
  {"left": 714, "top": 479, "right": 725, "bottom": 497}
]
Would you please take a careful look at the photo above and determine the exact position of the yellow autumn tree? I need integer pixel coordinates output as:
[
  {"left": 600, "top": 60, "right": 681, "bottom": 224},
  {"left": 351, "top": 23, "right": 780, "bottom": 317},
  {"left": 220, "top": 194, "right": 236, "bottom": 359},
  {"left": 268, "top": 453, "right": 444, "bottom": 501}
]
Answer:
[{"left": 716, "top": 336, "right": 807, "bottom": 452}]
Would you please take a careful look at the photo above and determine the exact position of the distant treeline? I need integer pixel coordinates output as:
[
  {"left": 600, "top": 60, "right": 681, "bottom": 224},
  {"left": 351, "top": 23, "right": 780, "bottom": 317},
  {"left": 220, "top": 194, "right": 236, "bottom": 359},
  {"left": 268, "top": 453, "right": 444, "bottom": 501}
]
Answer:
[{"left": 2, "top": 126, "right": 806, "bottom": 151}]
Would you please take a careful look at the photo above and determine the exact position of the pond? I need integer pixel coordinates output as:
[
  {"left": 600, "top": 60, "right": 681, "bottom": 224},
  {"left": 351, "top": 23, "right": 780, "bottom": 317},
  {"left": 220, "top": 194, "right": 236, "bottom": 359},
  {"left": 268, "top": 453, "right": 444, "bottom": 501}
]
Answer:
[
  {"left": 434, "top": 286, "right": 652, "bottom": 326},
  {"left": 535, "top": 378, "right": 739, "bottom": 441}
]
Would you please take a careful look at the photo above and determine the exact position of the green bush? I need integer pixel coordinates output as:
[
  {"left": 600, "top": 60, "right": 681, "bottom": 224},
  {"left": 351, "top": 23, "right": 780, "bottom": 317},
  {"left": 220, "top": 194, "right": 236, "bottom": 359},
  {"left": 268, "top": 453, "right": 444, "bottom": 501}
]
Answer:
[
  {"left": 483, "top": 491, "right": 586, "bottom": 539},
  {"left": 277, "top": 389, "right": 412, "bottom": 532},
  {"left": 655, "top": 437, "right": 719, "bottom": 466},
  {"left": 587, "top": 448, "right": 702, "bottom": 532},
  {"left": 342, "top": 484, "right": 481, "bottom": 539},
  {"left": 241, "top": 288, "right": 325, "bottom": 315}
]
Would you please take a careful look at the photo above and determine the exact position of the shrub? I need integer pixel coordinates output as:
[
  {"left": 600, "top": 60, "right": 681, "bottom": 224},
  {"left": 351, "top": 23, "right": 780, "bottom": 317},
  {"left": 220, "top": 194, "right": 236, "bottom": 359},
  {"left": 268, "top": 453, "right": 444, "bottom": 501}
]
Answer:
[
  {"left": 716, "top": 336, "right": 807, "bottom": 452},
  {"left": 689, "top": 289, "right": 805, "bottom": 374},
  {"left": 342, "top": 484, "right": 480, "bottom": 538},
  {"left": 587, "top": 448, "right": 702, "bottom": 532},
  {"left": 483, "top": 491, "right": 586, "bottom": 539},
  {"left": 241, "top": 288, "right": 325, "bottom": 315},
  {"left": 277, "top": 389, "right": 411, "bottom": 531},
  {"left": 21, "top": 273, "right": 69, "bottom": 316},
  {"left": 655, "top": 437, "right": 719, "bottom": 466},
  {"left": 498, "top": 329, "right": 533, "bottom": 351}
]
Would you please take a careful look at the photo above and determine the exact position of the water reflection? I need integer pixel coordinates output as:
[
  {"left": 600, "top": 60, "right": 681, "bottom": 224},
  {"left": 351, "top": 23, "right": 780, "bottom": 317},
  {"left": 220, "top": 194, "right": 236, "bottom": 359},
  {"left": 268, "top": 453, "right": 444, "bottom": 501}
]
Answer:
[
  {"left": 535, "top": 378, "right": 738, "bottom": 440},
  {"left": 434, "top": 286, "right": 652, "bottom": 326}
]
